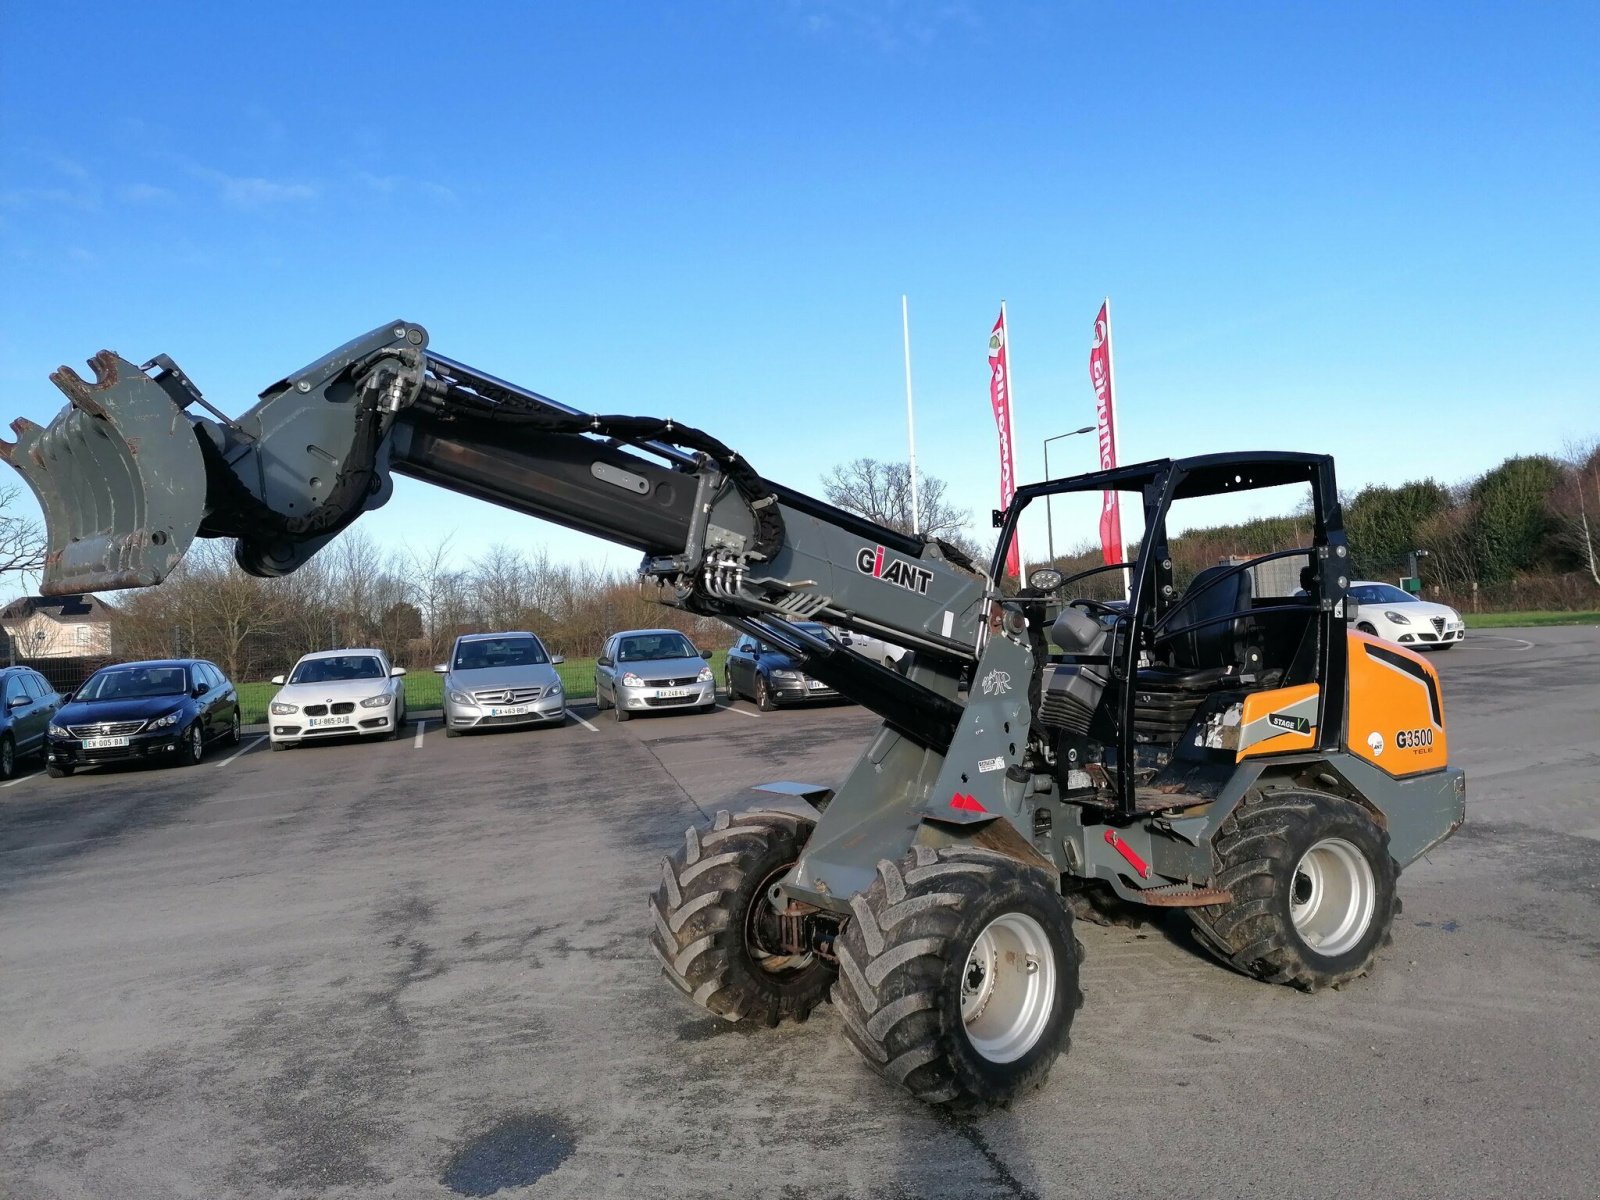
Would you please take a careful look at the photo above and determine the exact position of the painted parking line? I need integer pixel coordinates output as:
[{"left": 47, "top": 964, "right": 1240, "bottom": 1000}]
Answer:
[
  {"left": 2, "top": 768, "right": 39, "bottom": 788},
  {"left": 715, "top": 704, "right": 760, "bottom": 719},
  {"left": 413, "top": 720, "right": 427, "bottom": 749},
  {"left": 565, "top": 709, "right": 599, "bottom": 733},
  {"left": 215, "top": 735, "right": 266, "bottom": 768}
]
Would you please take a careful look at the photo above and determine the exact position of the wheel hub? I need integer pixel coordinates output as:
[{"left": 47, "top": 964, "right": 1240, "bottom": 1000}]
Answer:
[
  {"left": 1290, "top": 837, "right": 1377, "bottom": 957},
  {"left": 959, "top": 912, "right": 1055, "bottom": 1064}
]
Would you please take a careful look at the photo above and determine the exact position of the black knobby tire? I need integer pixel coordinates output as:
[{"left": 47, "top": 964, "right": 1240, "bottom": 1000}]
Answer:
[
  {"left": 650, "top": 809, "right": 836, "bottom": 1026},
  {"left": 0, "top": 734, "right": 14, "bottom": 781},
  {"left": 831, "top": 846, "right": 1083, "bottom": 1111},
  {"left": 754, "top": 677, "right": 777, "bottom": 713},
  {"left": 47, "top": 763, "right": 73, "bottom": 778},
  {"left": 1187, "top": 788, "right": 1399, "bottom": 991}
]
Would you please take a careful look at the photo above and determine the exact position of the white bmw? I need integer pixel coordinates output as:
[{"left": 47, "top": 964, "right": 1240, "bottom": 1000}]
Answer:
[
  {"left": 1348, "top": 581, "right": 1465, "bottom": 650},
  {"left": 268, "top": 648, "right": 408, "bottom": 749}
]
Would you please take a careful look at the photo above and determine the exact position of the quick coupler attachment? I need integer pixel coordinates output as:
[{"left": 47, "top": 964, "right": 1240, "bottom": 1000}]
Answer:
[{"left": 2, "top": 350, "right": 206, "bottom": 595}]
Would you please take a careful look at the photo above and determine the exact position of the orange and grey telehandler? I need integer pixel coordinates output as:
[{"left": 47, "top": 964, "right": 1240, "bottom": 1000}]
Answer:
[{"left": 5, "top": 321, "right": 1464, "bottom": 1110}]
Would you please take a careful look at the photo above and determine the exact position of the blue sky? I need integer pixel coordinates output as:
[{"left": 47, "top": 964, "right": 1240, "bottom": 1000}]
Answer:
[{"left": 2, "top": 1, "right": 1596, "bottom": 576}]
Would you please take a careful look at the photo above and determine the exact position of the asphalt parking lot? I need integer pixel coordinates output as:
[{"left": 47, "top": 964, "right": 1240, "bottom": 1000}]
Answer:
[{"left": 3, "top": 626, "right": 1599, "bottom": 1200}]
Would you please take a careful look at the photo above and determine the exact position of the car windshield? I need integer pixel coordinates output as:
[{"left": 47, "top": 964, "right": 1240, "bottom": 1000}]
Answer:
[
  {"left": 616, "top": 633, "right": 697, "bottom": 662},
  {"left": 290, "top": 655, "right": 386, "bottom": 684},
  {"left": 77, "top": 665, "right": 189, "bottom": 699},
  {"left": 1351, "top": 584, "right": 1415, "bottom": 604},
  {"left": 453, "top": 637, "right": 549, "bottom": 670}
]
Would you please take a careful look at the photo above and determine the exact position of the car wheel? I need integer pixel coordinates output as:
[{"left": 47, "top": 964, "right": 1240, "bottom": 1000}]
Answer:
[
  {"left": 725, "top": 668, "right": 739, "bottom": 702},
  {"left": 270, "top": 740, "right": 292, "bottom": 752},
  {"left": 594, "top": 681, "right": 608, "bottom": 711},
  {"left": 0, "top": 734, "right": 15, "bottom": 781},
  {"left": 1356, "top": 622, "right": 1378, "bottom": 636},
  {"left": 614, "top": 701, "right": 631, "bottom": 723},
  {"left": 178, "top": 722, "right": 205, "bottom": 766},
  {"left": 47, "top": 763, "right": 74, "bottom": 778},
  {"left": 227, "top": 709, "right": 242, "bottom": 746},
  {"left": 755, "top": 676, "right": 777, "bottom": 712}
]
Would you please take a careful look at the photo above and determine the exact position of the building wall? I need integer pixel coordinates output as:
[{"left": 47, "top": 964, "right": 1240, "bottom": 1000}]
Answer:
[{"left": 2, "top": 613, "right": 112, "bottom": 659}]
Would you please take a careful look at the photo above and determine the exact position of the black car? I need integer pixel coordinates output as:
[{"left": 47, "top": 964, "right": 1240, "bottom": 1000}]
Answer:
[
  {"left": 0, "top": 666, "right": 63, "bottom": 780},
  {"left": 47, "top": 659, "right": 242, "bottom": 777},
  {"left": 724, "top": 622, "right": 844, "bottom": 711}
]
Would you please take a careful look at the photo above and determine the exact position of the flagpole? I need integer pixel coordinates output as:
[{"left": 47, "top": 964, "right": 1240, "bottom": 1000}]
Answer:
[
  {"left": 902, "top": 294, "right": 921, "bottom": 534},
  {"left": 1000, "top": 299, "right": 1019, "bottom": 570},
  {"left": 1105, "top": 296, "right": 1130, "bottom": 599}
]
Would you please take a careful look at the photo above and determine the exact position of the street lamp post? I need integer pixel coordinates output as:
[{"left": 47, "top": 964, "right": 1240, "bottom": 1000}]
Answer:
[{"left": 1043, "top": 426, "right": 1096, "bottom": 564}]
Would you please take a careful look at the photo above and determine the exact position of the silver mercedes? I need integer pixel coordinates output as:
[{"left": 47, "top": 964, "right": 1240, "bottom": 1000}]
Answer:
[{"left": 437, "top": 632, "right": 566, "bottom": 736}]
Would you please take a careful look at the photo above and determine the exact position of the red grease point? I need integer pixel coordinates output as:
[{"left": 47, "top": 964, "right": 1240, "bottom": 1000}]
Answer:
[{"left": 1104, "top": 828, "right": 1150, "bottom": 878}]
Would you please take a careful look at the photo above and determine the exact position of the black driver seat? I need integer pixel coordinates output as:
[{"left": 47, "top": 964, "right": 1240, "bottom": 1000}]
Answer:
[{"left": 1134, "top": 563, "right": 1259, "bottom": 741}]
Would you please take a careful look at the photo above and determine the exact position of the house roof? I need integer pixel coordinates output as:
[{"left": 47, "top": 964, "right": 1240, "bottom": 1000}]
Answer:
[{"left": 0, "top": 594, "right": 117, "bottom": 624}]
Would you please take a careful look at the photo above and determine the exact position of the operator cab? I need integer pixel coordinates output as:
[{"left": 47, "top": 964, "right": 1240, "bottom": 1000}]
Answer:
[{"left": 997, "top": 452, "right": 1349, "bottom": 816}]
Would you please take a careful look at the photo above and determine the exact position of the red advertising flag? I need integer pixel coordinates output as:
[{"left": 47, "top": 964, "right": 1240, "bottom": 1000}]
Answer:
[
  {"left": 987, "top": 308, "right": 1022, "bottom": 579},
  {"left": 1089, "top": 300, "right": 1124, "bottom": 567}
]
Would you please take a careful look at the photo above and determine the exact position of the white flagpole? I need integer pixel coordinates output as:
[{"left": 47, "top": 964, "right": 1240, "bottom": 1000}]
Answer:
[
  {"left": 1105, "top": 295, "right": 1130, "bottom": 600},
  {"left": 902, "top": 294, "right": 922, "bottom": 534},
  {"left": 1000, "top": 299, "right": 1019, "bottom": 568}
]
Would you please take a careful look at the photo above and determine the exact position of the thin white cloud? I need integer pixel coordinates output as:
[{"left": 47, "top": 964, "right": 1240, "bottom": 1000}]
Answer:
[
  {"left": 188, "top": 164, "right": 318, "bottom": 209},
  {"left": 786, "top": 0, "right": 981, "bottom": 51},
  {"left": 118, "top": 182, "right": 176, "bottom": 204},
  {"left": 354, "top": 171, "right": 458, "bottom": 203}
]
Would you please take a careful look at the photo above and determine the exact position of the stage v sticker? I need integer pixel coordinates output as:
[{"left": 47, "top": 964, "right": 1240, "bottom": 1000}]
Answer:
[
  {"left": 1268, "top": 712, "right": 1310, "bottom": 734},
  {"left": 856, "top": 545, "right": 934, "bottom": 595}
]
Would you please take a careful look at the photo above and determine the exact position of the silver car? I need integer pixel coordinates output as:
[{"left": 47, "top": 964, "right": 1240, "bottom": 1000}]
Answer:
[
  {"left": 437, "top": 632, "right": 566, "bottom": 736},
  {"left": 594, "top": 628, "right": 715, "bottom": 722}
]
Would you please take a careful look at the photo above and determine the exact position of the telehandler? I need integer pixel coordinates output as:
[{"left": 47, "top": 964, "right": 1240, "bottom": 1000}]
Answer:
[{"left": 5, "top": 320, "right": 1464, "bottom": 1110}]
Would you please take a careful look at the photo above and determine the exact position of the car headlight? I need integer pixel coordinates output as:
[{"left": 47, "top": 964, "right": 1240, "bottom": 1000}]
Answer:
[
  {"left": 621, "top": 673, "right": 645, "bottom": 688},
  {"left": 270, "top": 701, "right": 299, "bottom": 715},
  {"left": 148, "top": 710, "right": 182, "bottom": 729},
  {"left": 549, "top": 679, "right": 563, "bottom": 695},
  {"left": 447, "top": 689, "right": 475, "bottom": 706},
  {"left": 48, "top": 723, "right": 69, "bottom": 738},
  {"left": 1384, "top": 611, "right": 1411, "bottom": 625},
  {"left": 360, "top": 694, "right": 392, "bottom": 708},
  {"left": 771, "top": 670, "right": 801, "bottom": 681},
  {"left": 696, "top": 665, "right": 714, "bottom": 683}
]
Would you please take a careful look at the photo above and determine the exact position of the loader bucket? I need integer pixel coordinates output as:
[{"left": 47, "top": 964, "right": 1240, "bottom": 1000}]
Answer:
[{"left": 2, "top": 351, "right": 208, "bottom": 596}]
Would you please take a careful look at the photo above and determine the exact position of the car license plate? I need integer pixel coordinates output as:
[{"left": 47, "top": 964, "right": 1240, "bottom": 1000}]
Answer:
[
  {"left": 80, "top": 736, "right": 129, "bottom": 749},
  {"left": 307, "top": 717, "right": 346, "bottom": 728},
  {"left": 658, "top": 689, "right": 690, "bottom": 699},
  {"left": 489, "top": 705, "right": 533, "bottom": 716},
  {"left": 808, "top": 680, "right": 827, "bottom": 690}
]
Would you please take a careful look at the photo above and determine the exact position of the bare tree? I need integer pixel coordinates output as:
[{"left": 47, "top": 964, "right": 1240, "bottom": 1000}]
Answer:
[
  {"left": 821, "top": 459, "right": 972, "bottom": 545},
  {"left": 0, "top": 483, "right": 46, "bottom": 583},
  {"left": 1552, "top": 439, "right": 1600, "bottom": 585}
]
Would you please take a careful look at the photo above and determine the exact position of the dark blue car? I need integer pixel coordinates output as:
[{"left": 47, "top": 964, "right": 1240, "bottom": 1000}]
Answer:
[
  {"left": 47, "top": 658, "right": 241, "bottom": 777},
  {"left": 0, "top": 666, "right": 63, "bottom": 780},
  {"left": 724, "top": 622, "right": 844, "bottom": 711}
]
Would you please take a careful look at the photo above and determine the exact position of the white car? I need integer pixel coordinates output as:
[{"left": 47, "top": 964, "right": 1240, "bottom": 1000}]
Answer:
[
  {"left": 1348, "top": 581, "right": 1465, "bottom": 650},
  {"left": 835, "top": 628, "right": 908, "bottom": 668},
  {"left": 268, "top": 648, "right": 408, "bottom": 749}
]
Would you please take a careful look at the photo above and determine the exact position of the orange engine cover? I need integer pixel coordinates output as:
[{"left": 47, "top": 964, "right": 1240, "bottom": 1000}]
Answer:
[{"left": 1344, "top": 632, "right": 1449, "bottom": 776}]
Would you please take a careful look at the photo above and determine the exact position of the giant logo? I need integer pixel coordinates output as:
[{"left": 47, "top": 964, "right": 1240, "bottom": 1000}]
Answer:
[{"left": 856, "top": 545, "right": 934, "bottom": 595}]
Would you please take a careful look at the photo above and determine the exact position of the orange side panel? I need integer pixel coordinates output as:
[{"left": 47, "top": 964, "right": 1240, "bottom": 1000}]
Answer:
[
  {"left": 1237, "top": 682, "right": 1320, "bottom": 760},
  {"left": 1345, "top": 632, "right": 1449, "bottom": 776}
]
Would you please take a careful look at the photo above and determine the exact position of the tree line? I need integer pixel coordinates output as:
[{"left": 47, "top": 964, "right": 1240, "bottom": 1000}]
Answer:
[
  {"left": 106, "top": 533, "right": 724, "bottom": 684},
  {"left": 1041, "top": 441, "right": 1600, "bottom": 609}
]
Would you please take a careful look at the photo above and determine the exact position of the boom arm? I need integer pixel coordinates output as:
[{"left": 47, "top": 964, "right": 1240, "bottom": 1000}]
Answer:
[{"left": 5, "top": 320, "right": 987, "bottom": 749}]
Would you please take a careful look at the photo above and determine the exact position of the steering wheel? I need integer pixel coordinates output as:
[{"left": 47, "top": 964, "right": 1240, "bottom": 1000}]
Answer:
[{"left": 1069, "top": 598, "right": 1124, "bottom": 620}]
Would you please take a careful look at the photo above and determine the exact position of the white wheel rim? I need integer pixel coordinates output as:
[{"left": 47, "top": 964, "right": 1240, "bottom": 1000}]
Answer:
[
  {"left": 1290, "top": 837, "right": 1377, "bottom": 957},
  {"left": 960, "top": 912, "right": 1056, "bottom": 1063}
]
